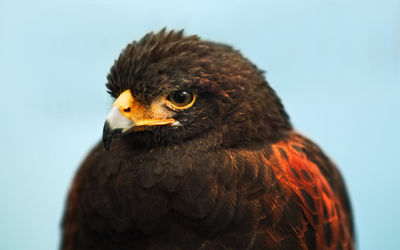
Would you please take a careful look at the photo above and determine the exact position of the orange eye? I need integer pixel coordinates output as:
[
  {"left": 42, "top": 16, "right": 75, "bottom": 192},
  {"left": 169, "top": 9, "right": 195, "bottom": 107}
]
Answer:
[{"left": 166, "top": 90, "right": 196, "bottom": 109}]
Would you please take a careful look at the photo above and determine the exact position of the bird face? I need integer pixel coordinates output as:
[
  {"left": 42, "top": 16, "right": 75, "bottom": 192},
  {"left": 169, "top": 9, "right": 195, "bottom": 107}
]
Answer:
[
  {"left": 102, "top": 29, "right": 291, "bottom": 150},
  {"left": 103, "top": 88, "right": 197, "bottom": 150}
]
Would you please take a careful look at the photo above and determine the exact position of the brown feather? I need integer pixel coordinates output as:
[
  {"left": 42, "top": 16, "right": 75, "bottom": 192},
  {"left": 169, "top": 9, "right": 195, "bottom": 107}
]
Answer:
[{"left": 61, "top": 29, "right": 354, "bottom": 250}]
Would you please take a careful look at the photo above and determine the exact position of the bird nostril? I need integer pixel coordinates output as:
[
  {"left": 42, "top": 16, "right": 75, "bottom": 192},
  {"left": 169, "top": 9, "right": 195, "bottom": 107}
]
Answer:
[{"left": 123, "top": 107, "right": 131, "bottom": 112}]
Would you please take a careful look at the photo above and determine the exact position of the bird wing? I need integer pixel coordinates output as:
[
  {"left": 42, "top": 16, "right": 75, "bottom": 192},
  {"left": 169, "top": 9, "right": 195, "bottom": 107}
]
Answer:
[{"left": 253, "top": 133, "right": 354, "bottom": 249}]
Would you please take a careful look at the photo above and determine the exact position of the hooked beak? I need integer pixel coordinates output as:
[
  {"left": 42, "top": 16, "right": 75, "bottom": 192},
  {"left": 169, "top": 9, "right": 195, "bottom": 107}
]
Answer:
[
  {"left": 102, "top": 106, "right": 134, "bottom": 151},
  {"left": 102, "top": 90, "right": 176, "bottom": 151}
]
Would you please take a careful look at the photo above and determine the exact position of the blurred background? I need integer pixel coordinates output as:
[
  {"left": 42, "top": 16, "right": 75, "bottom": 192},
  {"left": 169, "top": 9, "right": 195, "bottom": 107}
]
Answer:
[{"left": 0, "top": 0, "right": 399, "bottom": 249}]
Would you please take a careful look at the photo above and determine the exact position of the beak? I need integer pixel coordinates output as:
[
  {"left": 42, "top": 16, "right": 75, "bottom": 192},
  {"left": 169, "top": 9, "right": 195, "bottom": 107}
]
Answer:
[
  {"left": 102, "top": 89, "right": 176, "bottom": 151},
  {"left": 103, "top": 106, "right": 134, "bottom": 151}
]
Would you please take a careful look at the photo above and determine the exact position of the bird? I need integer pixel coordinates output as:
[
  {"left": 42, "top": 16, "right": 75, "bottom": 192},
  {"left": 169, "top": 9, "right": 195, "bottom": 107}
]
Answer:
[{"left": 61, "top": 29, "right": 354, "bottom": 250}]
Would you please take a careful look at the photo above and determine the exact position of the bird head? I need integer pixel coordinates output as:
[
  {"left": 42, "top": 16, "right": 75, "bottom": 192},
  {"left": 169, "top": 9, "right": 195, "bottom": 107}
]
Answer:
[{"left": 103, "top": 29, "right": 291, "bottom": 150}]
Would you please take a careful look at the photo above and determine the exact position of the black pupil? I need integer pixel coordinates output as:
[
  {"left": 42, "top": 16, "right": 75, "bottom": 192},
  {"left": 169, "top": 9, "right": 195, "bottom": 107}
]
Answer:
[{"left": 173, "top": 91, "right": 190, "bottom": 104}]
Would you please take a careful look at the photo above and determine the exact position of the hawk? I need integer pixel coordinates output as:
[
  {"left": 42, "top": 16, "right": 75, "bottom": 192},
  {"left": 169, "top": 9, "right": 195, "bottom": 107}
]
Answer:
[{"left": 61, "top": 29, "right": 354, "bottom": 250}]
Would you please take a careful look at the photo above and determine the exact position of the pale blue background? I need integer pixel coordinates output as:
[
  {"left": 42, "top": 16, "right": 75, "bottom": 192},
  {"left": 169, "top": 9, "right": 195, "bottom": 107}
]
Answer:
[{"left": 1, "top": 0, "right": 399, "bottom": 249}]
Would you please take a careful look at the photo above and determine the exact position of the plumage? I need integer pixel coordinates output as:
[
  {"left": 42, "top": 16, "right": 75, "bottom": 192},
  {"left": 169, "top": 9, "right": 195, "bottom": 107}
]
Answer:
[{"left": 61, "top": 29, "right": 354, "bottom": 250}]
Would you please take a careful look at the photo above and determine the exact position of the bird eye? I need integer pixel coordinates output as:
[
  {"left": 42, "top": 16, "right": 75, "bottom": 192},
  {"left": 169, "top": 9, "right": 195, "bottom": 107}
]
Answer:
[{"left": 166, "top": 90, "right": 196, "bottom": 109}]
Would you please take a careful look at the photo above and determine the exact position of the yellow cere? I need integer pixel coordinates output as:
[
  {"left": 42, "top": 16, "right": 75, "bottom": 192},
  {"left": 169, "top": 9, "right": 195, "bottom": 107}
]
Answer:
[
  {"left": 112, "top": 89, "right": 135, "bottom": 117},
  {"left": 112, "top": 89, "right": 176, "bottom": 127}
]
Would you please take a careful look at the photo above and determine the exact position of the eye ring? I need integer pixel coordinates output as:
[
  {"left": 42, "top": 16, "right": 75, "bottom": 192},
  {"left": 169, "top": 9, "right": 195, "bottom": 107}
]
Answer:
[{"left": 165, "top": 90, "right": 196, "bottom": 110}]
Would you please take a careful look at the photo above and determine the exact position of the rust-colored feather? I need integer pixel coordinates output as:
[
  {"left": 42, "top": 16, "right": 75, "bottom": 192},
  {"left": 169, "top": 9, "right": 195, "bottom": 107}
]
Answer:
[{"left": 253, "top": 133, "right": 354, "bottom": 249}]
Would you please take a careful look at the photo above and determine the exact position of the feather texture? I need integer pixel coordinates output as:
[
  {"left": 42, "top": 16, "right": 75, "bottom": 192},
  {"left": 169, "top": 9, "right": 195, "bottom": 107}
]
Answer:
[
  {"left": 61, "top": 132, "right": 353, "bottom": 249},
  {"left": 61, "top": 29, "right": 354, "bottom": 250}
]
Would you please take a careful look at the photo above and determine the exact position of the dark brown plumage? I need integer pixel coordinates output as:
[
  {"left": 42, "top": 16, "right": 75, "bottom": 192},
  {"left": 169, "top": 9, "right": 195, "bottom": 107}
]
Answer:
[{"left": 61, "top": 29, "right": 354, "bottom": 250}]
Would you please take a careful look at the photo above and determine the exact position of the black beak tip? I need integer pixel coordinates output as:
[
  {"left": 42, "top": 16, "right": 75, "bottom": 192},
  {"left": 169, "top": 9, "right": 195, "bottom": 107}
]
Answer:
[
  {"left": 103, "top": 122, "right": 112, "bottom": 151},
  {"left": 103, "top": 122, "right": 122, "bottom": 151}
]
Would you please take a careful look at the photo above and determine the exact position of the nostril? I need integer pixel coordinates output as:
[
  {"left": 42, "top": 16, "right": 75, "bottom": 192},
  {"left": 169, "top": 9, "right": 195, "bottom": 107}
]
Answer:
[{"left": 123, "top": 107, "right": 131, "bottom": 112}]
